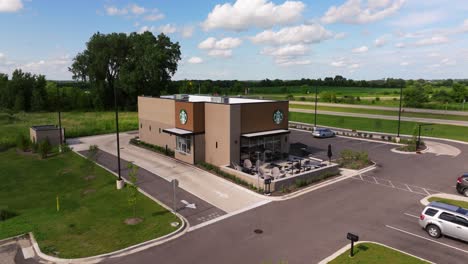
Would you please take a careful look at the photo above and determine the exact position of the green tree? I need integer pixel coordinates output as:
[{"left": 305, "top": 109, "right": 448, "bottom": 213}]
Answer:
[
  {"left": 69, "top": 31, "right": 181, "bottom": 110},
  {"left": 452, "top": 83, "right": 467, "bottom": 103},
  {"left": 127, "top": 163, "right": 139, "bottom": 218},
  {"left": 39, "top": 139, "right": 51, "bottom": 159},
  {"left": 403, "top": 85, "right": 429, "bottom": 108},
  {"left": 31, "top": 75, "right": 47, "bottom": 111}
]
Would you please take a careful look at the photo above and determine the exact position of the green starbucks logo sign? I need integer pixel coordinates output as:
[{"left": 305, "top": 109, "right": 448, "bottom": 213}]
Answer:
[
  {"left": 273, "top": 109, "right": 284, "bottom": 125},
  {"left": 179, "top": 109, "right": 188, "bottom": 125}
]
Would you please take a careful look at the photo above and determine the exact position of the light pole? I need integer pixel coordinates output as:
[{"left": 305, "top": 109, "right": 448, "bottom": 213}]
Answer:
[
  {"left": 114, "top": 84, "right": 123, "bottom": 188},
  {"left": 314, "top": 86, "right": 318, "bottom": 130},
  {"left": 56, "top": 85, "right": 63, "bottom": 151},
  {"left": 396, "top": 86, "right": 403, "bottom": 141}
]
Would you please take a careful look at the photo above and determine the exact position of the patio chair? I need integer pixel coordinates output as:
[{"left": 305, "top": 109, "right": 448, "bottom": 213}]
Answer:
[
  {"left": 244, "top": 159, "right": 253, "bottom": 169},
  {"left": 258, "top": 167, "right": 266, "bottom": 179},
  {"left": 232, "top": 162, "right": 242, "bottom": 171},
  {"left": 272, "top": 167, "right": 284, "bottom": 179}
]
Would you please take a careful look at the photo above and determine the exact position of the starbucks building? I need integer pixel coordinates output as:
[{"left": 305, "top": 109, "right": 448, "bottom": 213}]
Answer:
[{"left": 138, "top": 95, "right": 290, "bottom": 166}]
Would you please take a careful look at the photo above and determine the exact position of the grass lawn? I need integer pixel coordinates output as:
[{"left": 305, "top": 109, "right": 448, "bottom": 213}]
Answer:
[
  {"left": 328, "top": 242, "right": 428, "bottom": 264},
  {"left": 0, "top": 149, "right": 180, "bottom": 258},
  {"left": 290, "top": 112, "right": 468, "bottom": 142},
  {"left": 428, "top": 197, "right": 468, "bottom": 209},
  {"left": 0, "top": 112, "right": 138, "bottom": 149},
  {"left": 289, "top": 104, "right": 468, "bottom": 121}
]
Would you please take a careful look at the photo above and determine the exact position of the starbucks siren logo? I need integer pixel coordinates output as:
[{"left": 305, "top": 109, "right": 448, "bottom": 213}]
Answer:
[
  {"left": 179, "top": 109, "right": 188, "bottom": 125},
  {"left": 273, "top": 109, "right": 284, "bottom": 124}
]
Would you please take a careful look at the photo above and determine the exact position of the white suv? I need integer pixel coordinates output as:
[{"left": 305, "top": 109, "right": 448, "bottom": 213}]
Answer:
[{"left": 419, "top": 201, "right": 468, "bottom": 241}]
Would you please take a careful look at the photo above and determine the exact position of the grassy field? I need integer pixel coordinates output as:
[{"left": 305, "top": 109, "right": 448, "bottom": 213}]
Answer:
[
  {"left": 428, "top": 197, "right": 468, "bottom": 209},
  {"left": 0, "top": 112, "right": 138, "bottom": 149},
  {"left": 328, "top": 242, "right": 428, "bottom": 264},
  {"left": 248, "top": 86, "right": 401, "bottom": 96},
  {"left": 289, "top": 104, "right": 468, "bottom": 121},
  {"left": 290, "top": 112, "right": 468, "bottom": 142},
  {"left": 0, "top": 149, "right": 179, "bottom": 258}
]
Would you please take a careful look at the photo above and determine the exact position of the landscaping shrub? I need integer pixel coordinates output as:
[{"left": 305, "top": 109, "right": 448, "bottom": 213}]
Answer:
[
  {"left": 0, "top": 208, "right": 18, "bottom": 221},
  {"left": 60, "top": 143, "right": 72, "bottom": 153},
  {"left": 130, "top": 137, "right": 175, "bottom": 157},
  {"left": 338, "top": 149, "right": 371, "bottom": 170},
  {"left": 39, "top": 139, "right": 52, "bottom": 159},
  {"left": 16, "top": 134, "right": 30, "bottom": 151},
  {"left": 31, "top": 141, "right": 39, "bottom": 153}
]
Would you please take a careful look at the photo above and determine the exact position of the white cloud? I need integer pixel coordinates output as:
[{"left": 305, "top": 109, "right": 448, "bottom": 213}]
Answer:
[
  {"left": 441, "top": 58, "right": 456, "bottom": 66},
  {"left": 0, "top": 53, "right": 5, "bottom": 60},
  {"left": 138, "top": 25, "right": 156, "bottom": 33},
  {"left": 159, "top": 24, "right": 177, "bottom": 34},
  {"left": 188, "top": 57, "right": 203, "bottom": 64},
  {"left": 428, "top": 52, "right": 440, "bottom": 57},
  {"left": 348, "top": 63, "right": 360, "bottom": 69},
  {"left": 352, "top": 46, "right": 369, "bottom": 53},
  {"left": 395, "top": 42, "right": 405, "bottom": 48},
  {"left": 261, "top": 44, "right": 309, "bottom": 57},
  {"left": 198, "top": 37, "right": 242, "bottom": 58},
  {"left": 251, "top": 24, "right": 332, "bottom": 46},
  {"left": 331, "top": 60, "right": 346, "bottom": 67},
  {"left": 143, "top": 9, "right": 165, "bottom": 21},
  {"left": 275, "top": 58, "right": 311, "bottom": 66},
  {"left": 390, "top": 11, "right": 446, "bottom": 28},
  {"left": 202, "top": 0, "right": 305, "bottom": 31},
  {"left": 374, "top": 35, "right": 388, "bottom": 47},
  {"left": 334, "top": 32, "right": 347, "bottom": 39},
  {"left": 415, "top": 35, "right": 449, "bottom": 46},
  {"left": 400, "top": 61, "right": 409, "bottom": 66},
  {"left": 0, "top": 0, "right": 23, "bottom": 12},
  {"left": 129, "top": 4, "right": 145, "bottom": 15},
  {"left": 198, "top": 37, "right": 242, "bottom": 50},
  {"left": 322, "top": 0, "right": 405, "bottom": 24},
  {"left": 180, "top": 26, "right": 195, "bottom": 38},
  {"left": 105, "top": 6, "right": 128, "bottom": 16},
  {"left": 207, "top": 50, "right": 232, "bottom": 58}
]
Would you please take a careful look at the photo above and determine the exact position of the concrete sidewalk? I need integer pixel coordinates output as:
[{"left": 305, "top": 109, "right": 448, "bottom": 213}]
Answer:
[
  {"left": 69, "top": 132, "right": 268, "bottom": 215},
  {"left": 80, "top": 149, "right": 226, "bottom": 226}
]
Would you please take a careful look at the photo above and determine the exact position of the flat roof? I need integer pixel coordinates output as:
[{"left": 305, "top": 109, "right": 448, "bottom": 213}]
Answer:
[
  {"left": 159, "top": 94, "right": 275, "bottom": 104},
  {"left": 242, "top": 129, "right": 290, "bottom": 138},
  {"left": 162, "top": 128, "right": 194, "bottom": 136},
  {"left": 31, "top": 125, "right": 59, "bottom": 131}
]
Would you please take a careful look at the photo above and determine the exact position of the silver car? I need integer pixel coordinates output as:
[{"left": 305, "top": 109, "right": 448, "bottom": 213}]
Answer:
[
  {"left": 419, "top": 201, "right": 468, "bottom": 241},
  {"left": 312, "top": 128, "right": 335, "bottom": 138}
]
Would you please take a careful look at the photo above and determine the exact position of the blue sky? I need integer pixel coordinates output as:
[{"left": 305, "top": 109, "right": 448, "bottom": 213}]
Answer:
[{"left": 0, "top": 0, "right": 467, "bottom": 80}]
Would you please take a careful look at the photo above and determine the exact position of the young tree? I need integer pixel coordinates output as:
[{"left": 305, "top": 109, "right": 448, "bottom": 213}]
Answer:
[
  {"left": 127, "top": 163, "right": 139, "bottom": 218},
  {"left": 39, "top": 139, "right": 51, "bottom": 159}
]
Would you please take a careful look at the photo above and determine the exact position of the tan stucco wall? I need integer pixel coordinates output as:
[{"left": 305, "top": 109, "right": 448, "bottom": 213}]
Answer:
[
  {"left": 194, "top": 134, "right": 205, "bottom": 164},
  {"left": 204, "top": 103, "right": 232, "bottom": 166},
  {"left": 240, "top": 101, "right": 289, "bottom": 133},
  {"left": 175, "top": 142, "right": 194, "bottom": 164},
  {"left": 138, "top": 97, "right": 176, "bottom": 150},
  {"left": 229, "top": 105, "right": 241, "bottom": 165}
]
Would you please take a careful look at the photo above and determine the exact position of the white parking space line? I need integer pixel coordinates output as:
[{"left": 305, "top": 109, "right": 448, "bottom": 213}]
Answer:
[
  {"left": 404, "top": 213, "right": 420, "bottom": 219},
  {"left": 405, "top": 184, "right": 413, "bottom": 192},
  {"left": 386, "top": 225, "right": 468, "bottom": 254}
]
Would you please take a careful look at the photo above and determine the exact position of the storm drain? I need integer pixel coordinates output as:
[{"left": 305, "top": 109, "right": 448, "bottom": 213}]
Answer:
[{"left": 254, "top": 229, "right": 263, "bottom": 234}]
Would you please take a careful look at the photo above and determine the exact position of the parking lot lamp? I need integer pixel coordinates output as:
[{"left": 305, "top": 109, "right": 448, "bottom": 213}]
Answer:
[
  {"left": 56, "top": 85, "right": 63, "bottom": 151},
  {"left": 396, "top": 86, "right": 403, "bottom": 141},
  {"left": 314, "top": 86, "right": 318, "bottom": 130},
  {"left": 417, "top": 124, "right": 433, "bottom": 150},
  {"left": 114, "top": 84, "right": 123, "bottom": 188}
]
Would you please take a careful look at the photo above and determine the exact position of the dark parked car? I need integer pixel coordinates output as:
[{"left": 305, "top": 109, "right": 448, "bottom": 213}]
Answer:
[{"left": 456, "top": 173, "right": 468, "bottom": 196}]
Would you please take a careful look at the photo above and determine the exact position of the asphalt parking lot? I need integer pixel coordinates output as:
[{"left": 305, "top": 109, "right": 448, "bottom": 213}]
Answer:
[{"left": 104, "top": 129, "right": 468, "bottom": 264}]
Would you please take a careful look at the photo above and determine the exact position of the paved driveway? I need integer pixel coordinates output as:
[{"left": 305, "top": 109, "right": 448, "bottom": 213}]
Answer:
[
  {"left": 69, "top": 132, "right": 268, "bottom": 215},
  {"left": 102, "top": 130, "right": 468, "bottom": 264}
]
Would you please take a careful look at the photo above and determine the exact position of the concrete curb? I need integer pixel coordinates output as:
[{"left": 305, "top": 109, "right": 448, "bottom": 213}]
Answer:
[
  {"left": 266, "top": 163, "right": 377, "bottom": 201},
  {"left": 318, "top": 241, "right": 435, "bottom": 264},
  {"left": 289, "top": 121, "right": 468, "bottom": 145},
  {"left": 390, "top": 146, "right": 431, "bottom": 155},
  {"left": 420, "top": 193, "right": 468, "bottom": 206}
]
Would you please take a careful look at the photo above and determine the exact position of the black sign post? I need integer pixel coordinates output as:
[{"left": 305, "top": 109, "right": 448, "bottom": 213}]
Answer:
[
  {"left": 346, "top": 232, "right": 359, "bottom": 257},
  {"left": 327, "top": 144, "right": 333, "bottom": 164}
]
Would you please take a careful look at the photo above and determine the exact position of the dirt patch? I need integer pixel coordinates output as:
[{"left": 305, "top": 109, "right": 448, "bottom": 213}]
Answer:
[
  {"left": 82, "top": 189, "right": 96, "bottom": 196},
  {"left": 84, "top": 175, "right": 96, "bottom": 181},
  {"left": 124, "top": 217, "right": 143, "bottom": 225}
]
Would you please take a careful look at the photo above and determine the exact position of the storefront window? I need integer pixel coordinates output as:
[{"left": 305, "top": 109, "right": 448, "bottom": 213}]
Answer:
[
  {"left": 176, "top": 135, "right": 191, "bottom": 154},
  {"left": 240, "top": 135, "right": 283, "bottom": 163}
]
